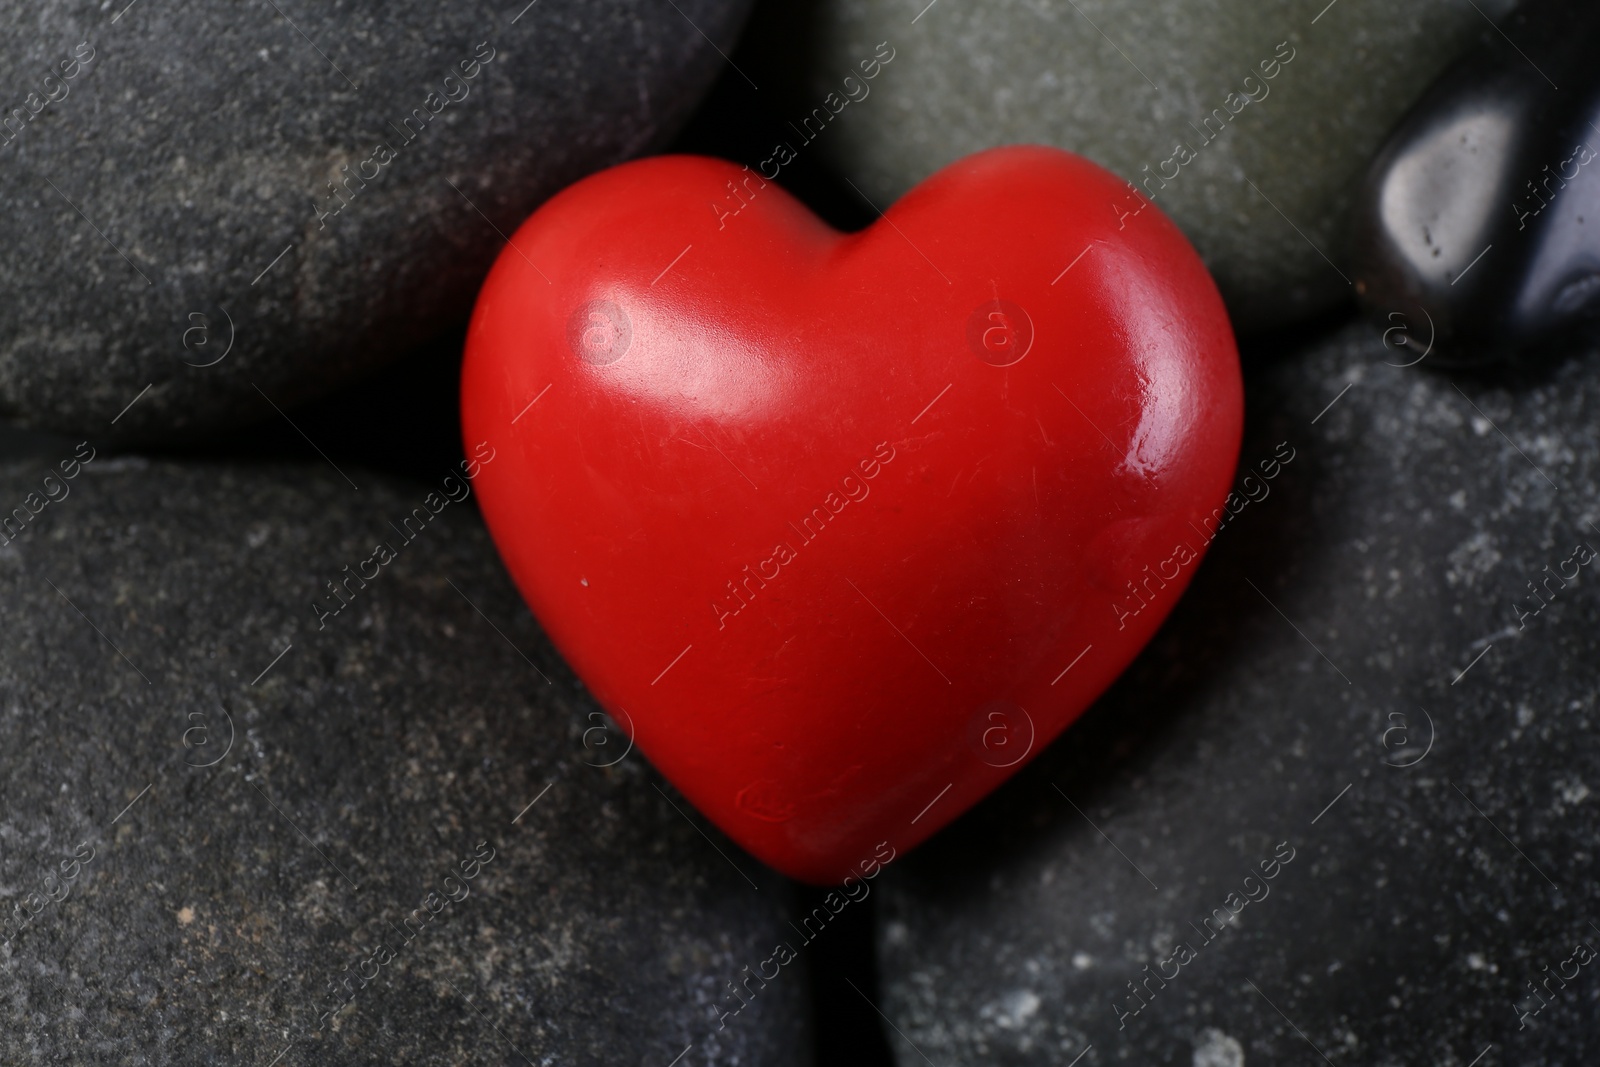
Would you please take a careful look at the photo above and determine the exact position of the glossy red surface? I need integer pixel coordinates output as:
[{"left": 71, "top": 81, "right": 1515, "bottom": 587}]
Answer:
[{"left": 461, "top": 146, "right": 1243, "bottom": 884}]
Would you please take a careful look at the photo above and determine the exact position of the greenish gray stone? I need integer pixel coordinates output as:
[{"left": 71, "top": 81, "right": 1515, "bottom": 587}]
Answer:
[
  {"left": 0, "top": 459, "right": 809, "bottom": 1065},
  {"left": 751, "top": 0, "right": 1514, "bottom": 332},
  {"left": 875, "top": 322, "right": 1600, "bottom": 1064}
]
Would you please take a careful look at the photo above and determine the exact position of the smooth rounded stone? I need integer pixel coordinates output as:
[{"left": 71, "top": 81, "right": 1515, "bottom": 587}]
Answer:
[
  {"left": 877, "top": 320, "right": 1600, "bottom": 1066},
  {"left": 745, "top": 0, "right": 1513, "bottom": 333},
  {"left": 0, "top": 0, "right": 749, "bottom": 441},
  {"left": 1351, "top": 0, "right": 1600, "bottom": 363},
  {"left": 0, "top": 460, "right": 809, "bottom": 1065}
]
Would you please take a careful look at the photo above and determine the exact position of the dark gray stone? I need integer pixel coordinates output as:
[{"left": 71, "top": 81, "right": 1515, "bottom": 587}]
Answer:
[
  {"left": 0, "top": 419, "right": 76, "bottom": 460},
  {"left": 878, "top": 322, "right": 1600, "bottom": 1066},
  {"left": 0, "top": 459, "right": 809, "bottom": 1065},
  {"left": 0, "top": 0, "right": 749, "bottom": 441}
]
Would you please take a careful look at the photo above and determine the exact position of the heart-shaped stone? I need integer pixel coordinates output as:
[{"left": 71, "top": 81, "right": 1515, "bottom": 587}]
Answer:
[{"left": 461, "top": 146, "right": 1243, "bottom": 883}]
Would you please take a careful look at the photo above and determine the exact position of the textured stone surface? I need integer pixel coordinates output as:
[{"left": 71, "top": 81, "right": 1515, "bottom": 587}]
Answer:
[
  {"left": 878, "top": 322, "right": 1600, "bottom": 1065},
  {"left": 0, "top": 460, "right": 809, "bottom": 1065},
  {"left": 747, "top": 0, "right": 1514, "bottom": 332},
  {"left": 0, "top": 0, "right": 749, "bottom": 440}
]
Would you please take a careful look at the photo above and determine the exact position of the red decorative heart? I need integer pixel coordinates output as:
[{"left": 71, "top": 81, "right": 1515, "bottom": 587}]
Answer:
[{"left": 461, "top": 146, "right": 1242, "bottom": 884}]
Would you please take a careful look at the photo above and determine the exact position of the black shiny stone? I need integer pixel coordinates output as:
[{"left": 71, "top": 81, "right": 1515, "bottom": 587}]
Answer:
[{"left": 1351, "top": 0, "right": 1600, "bottom": 364}]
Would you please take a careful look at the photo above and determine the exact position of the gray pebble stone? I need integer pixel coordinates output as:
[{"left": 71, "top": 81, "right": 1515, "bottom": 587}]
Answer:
[
  {"left": 0, "top": 0, "right": 749, "bottom": 440},
  {"left": 0, "top": 458, "right": 809, "bottom": 1065},
  {"left": 877, "top": 324, "right": 1600, "bottom": 1065},
  {"left": 747, "top": 0, "right": 1514, "bottom": 332}
]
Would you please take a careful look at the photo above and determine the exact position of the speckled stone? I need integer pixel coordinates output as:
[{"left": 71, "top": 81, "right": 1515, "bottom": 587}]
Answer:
[
  {"left": 748, "top": 0, "right": 1513, "bottom": 332},
  {"left": 0, "top": 0, "right": 749, "bottom": 441},
  {"left": 0, "top": 460, "right": 809, "bottom": 1065},
  {"left": 877, "top": 322, "right": 1600, "bottom": 1065}
]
